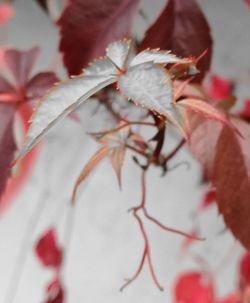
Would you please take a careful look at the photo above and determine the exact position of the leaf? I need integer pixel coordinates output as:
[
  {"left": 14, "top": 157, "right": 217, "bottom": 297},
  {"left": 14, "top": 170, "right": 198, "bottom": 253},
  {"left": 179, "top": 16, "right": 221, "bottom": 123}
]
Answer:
[
  {"left": 139, "top": 0, "right": 213, "bottom": 82},
  {"left": 35, "top": 228, "right": 62, "bottom": 268},
  {"left": 174, "top": 271, "right": 215, "bottom": 303},
  {"left": 17, "top": 74, "right": 117, "bottom": 161},
  {"left": 208, "top": 75, "right": 232, "bottom": 101},
  {"left": 218, "top": 293, "right": 239, "bottom": 303},
  {"left": 243, "top": 0, "right": 250, "bottom": 7},
  {"left": 0, "top": 104, "right": 39, "bottom": 213},
  {"left": 213, "top": 119, "right": 250, "bottom": 250},
  {"left": 110, "top": 146, "right": 126, "bottom": 188},
  {"left": 45, "top": 277, "right": 64, "bottom": 303},
  {"left": 178, "top": 98, "right": 230, "bottom": 127},
  {"left": 106, "top": 39, "right": 131, "bottom": 70},
  {"left": 199, "top": 189, "right": 216, "bottom": 210},
  {"left": 26, "top": 72, "right": 59, "bottom": 100},
  {"left": 84, "top": 57, "right": 118, "bottom": 76},
  {"left": 240, "top": 252, "right": 250, "bottom": 287},
  {"left": 58, "top": 0, "right": 139, "bottom": 75},
  {"left": 189, "top": 120, "right": 223, "bottom": 179},
  {"left": 72, "top": 146, "right": 110, "bottom": 202},
  {"left": 4, "top": 47, "right": 40, "bottom": 86},
  {"left": 130, "top": 49, "right": 190, "bottom": 67},
  {"left": 0, "top": 3, "right": 14, "bottom": 25},
  {"left": 0, "top": 103, "right": 16, "bottom": 200},
  {"left": 118, "top": 62, "right": 173, "bottom": 116}
]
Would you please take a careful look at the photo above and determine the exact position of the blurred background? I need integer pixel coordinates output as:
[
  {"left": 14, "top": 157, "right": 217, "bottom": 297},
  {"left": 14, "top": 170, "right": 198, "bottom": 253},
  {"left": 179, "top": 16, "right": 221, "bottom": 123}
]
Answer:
[{"left": 0, "top": 0, "right": 250, "bottom": 302}]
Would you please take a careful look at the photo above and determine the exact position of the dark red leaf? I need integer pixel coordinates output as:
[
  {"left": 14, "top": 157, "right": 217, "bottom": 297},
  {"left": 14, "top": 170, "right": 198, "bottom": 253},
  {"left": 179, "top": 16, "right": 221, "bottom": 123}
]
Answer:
[
  {"left": 240, "top": 99, "right": 250, "bottom": 119},
  {"left": 58, "top": 0, "right": 139, "bottom": 75},
  {"left": 4, "top": 47, "right": 40, "bottom": 86},
  {"left": 174, "top": 271, "right": 215, "bottom": 303},
  {"left": 139, "top": 0, "right": 213, "bottom": 82},
  {"left": 243, "top": 0, "right": 250, "bottom": 7},
  {"left": 0, "top": 103, "right": 16, "bottom": 200},
  {"left": 213, "top": 119, "right": 250, "bottom": 250},
  {"left": 35, "top": 228, "right": 63, "bottom": 268},
  {"left": 27, "top": 72, "right": 59, "bottom": 100},
  {"left": 240, "top": 252, "right": 250, "bottom": 287},
  {"left": 45, "top": 277, "right": 64, "bottom": 303}
]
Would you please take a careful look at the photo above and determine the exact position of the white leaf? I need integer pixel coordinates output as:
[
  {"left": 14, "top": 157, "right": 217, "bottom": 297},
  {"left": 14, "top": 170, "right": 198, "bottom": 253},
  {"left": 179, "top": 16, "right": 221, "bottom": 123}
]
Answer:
[
  {"left": 84, "top": 57, "right": 118, "bottom": 76},
  {"left": 106, "top": 39, "right": 131, "bottom": 70},
  {"left": 129, "top": 50, "right": 190, "bottom": 67},
  {"left": 118, "top": 63, "right": 173, "bottom": 116},
  {"left": 17, "top": 74, "right": 117, "bottom": 160}
]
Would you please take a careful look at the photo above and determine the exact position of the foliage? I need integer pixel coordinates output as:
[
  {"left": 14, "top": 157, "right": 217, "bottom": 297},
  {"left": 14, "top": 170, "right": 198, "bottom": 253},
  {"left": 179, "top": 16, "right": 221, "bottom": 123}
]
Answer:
[{"left": 1, "top": 0, "right": 250, "bottom": 302}]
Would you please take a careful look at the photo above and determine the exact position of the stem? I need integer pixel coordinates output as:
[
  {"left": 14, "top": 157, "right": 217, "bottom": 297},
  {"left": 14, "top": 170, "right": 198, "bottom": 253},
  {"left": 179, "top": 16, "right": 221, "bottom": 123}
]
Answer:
[
  {"left": 125, "top": 143, "right": 148, "bottom": 158},
  {"left": 143, "top": 208, "right": 205, "bottom": 241},
  {"left": 122, "top": 169, "right": 163, "bottom": 291},
  {"left": 90, "top": 121, "right": 156, "bottom": 137},
  {"left": 164, "top": 139, "right": 185, "bottom": 162}
]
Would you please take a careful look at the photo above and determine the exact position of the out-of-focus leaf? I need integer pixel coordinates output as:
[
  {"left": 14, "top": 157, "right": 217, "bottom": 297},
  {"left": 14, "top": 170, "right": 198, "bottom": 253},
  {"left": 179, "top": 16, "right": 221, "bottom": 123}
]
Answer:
[
  {"left": 218, "top": 293, "right": 239, "bottom": 303},
  {"left": 45, "top": 277, "right": 64, "bottom": 303},
  {"left": 118, "top": 63, "right": 173, "bottom": 115},
  {"left": 240, "top": 252, "right": 250, "bottom": 287},
  {"left": 27, "top": 72, "right": 59, "bottom": 100},
  {"left": 189, "top": 120, "right": 222, "bottom": 179},
  {"left": 35, "top": 228, "right": 62, "bottom": 268},
  {"left": 0, "top": 103, "right": 16, "bottom": 200},
  {"left": 0, "top": 104, "right": 39, "bottom": 213},
  {"left": 240, "top": 99, "right": 250, "bottom": 121},
  {"left": 178, "top": 98, "right": 230, "bottom": 127},
  {"left": 199, "top": 189, "right": 216, "bottom": 210},
  {"left": 243, "top": 0, "right": 250, "bottom": 7},
  {"left": 174, "top": 271, "right": 215, "bottom": 303},
  {"left": 213, "top": 119, "right": 250, "bottom": 250},
  {"left": 58, "top": 0, "right": 139, "bottom": 75},
  {"left": 110, "top": 146, "right": 126, "bottom": 188},
  {"left": 4, "top": 47, "right": 40, "bottom": 86},
  {"left": 208, "top": 75, "right": 233, "bottom": 101},
  {"left": 0, "top": 3, "right": 14, "bottom": 25},
  {"left": 139, "top": 0, "right": 213, "bottom": 82},
  {"left": 17, "top": 74, "right": 117, "bottom": 161},
  {"left": 72, "top": 146, "right": 110, "bottom": 202}
]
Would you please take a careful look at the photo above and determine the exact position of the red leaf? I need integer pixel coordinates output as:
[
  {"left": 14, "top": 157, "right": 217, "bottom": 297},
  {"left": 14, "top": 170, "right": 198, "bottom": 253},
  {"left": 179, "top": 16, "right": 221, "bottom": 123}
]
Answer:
[
  {"left": 208, "top": 75, "right": 232, "bottom": 101},
  {"left": 174, "top": 271, "right": 215, "bottom": 303},
  {"left": 243, "top": 0, "right": 250, "bottom": 7},
  {"left": 240, "top": 99, "right": 250, "bottom": 118},
  {"left": 0, "top": 103, "right": 16, "bottom": 200},
  {"left": 199, "top": 189, "right": 216, "bottom": 210},
  {"left": 240, "top": 252, "right": 250, "bottom": 287},
  {"left": 213, "top": 119, "right": 250, "bottom": 250},
  {"left": 4, "top": 47, "right": 40, "bottom": 86},
  {"left": 27, "top": 72, "right": 59, "bottom": 100},
  {"left": 218, "top": 293, "right": 239, "bottom": 303},
  {"left": 189, "top": 120, "right": 223, "bottom": 179},
  {"left": 0, "top": 104, "right": 39, "bottom": 213},
  {"left": 139, "top": 0, "right": 213, "bottom": 82},
  {"left": 0, "top": 3, "right": 14, "bottom": 25},
  {"left": 45, "top": 277, "right": 64, "bottom": 303},
  {"left": 35, "top": 228, "right": 63, "bottom": 268},
  {"left": 58, "top": 0, "right": 139, "bottom": 75}
]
